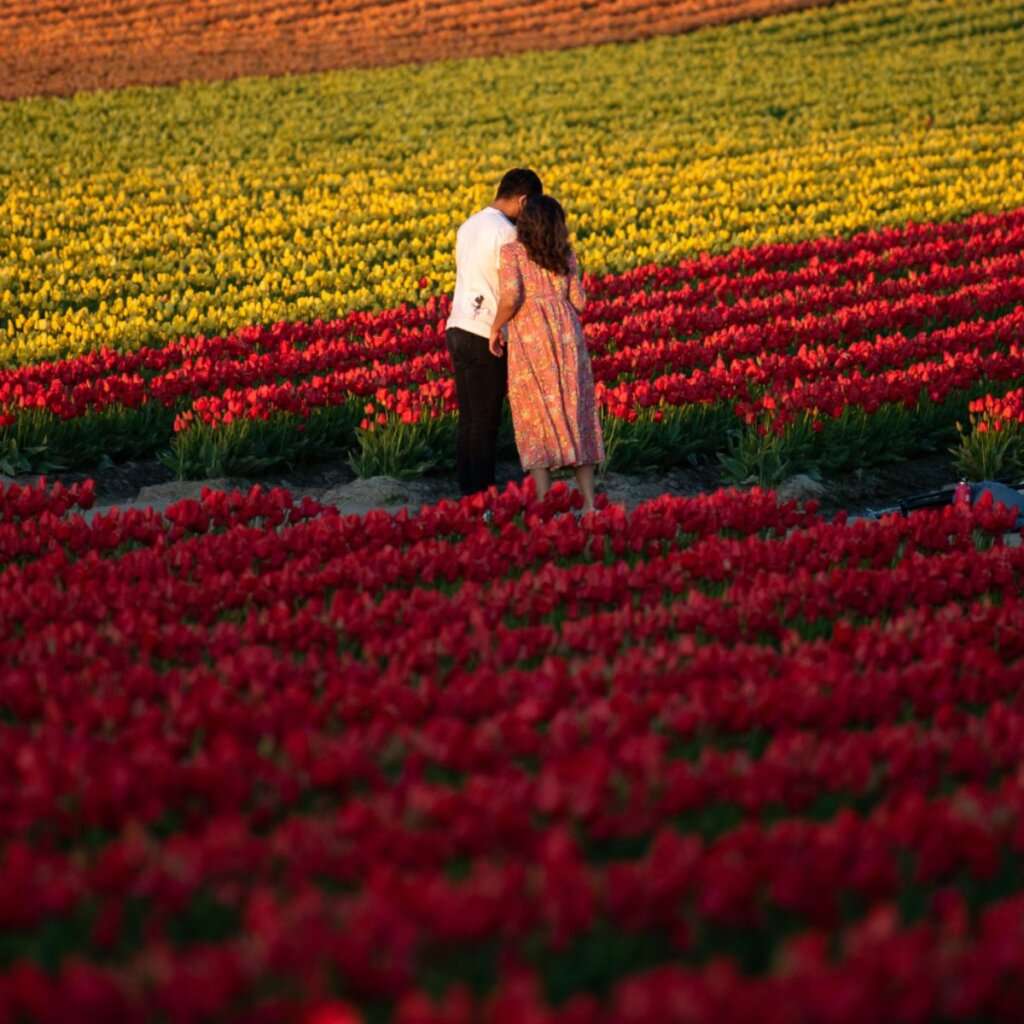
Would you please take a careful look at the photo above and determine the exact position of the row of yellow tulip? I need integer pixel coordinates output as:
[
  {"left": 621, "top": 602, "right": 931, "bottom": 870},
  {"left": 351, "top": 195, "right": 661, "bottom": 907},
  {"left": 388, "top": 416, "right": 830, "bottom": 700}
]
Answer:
[{"left": 2, "top": 0, "right": 1022, "bottom": 366}]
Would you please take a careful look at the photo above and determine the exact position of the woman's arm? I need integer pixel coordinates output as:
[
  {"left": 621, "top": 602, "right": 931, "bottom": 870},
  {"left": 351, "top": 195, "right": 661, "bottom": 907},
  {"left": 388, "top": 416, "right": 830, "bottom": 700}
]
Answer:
[
  {"left": 568, "top": 251, "right": 586, "bottom": 314},
  {"left": 489, "top": 243, "right": 524, "bottom": 357}
]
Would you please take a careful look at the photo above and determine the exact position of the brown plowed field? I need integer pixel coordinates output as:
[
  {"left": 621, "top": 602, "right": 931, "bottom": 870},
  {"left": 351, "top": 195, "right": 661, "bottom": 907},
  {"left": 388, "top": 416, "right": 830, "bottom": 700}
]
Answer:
[{"left": 1, "top": 0, "right": 845, "bottom": 100}]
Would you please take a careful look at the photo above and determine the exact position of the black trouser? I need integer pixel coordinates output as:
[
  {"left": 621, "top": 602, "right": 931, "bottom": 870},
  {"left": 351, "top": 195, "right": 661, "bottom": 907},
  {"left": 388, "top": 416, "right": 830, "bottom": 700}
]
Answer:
[{"left": 446, "top": 327, "right": 507, "bottom": 496}]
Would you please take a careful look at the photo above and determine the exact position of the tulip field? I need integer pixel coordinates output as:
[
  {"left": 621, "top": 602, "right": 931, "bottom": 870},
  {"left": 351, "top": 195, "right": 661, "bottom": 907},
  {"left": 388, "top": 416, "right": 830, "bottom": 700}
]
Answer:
[
  {"left": 2, "top": 0, "right": 1024, "bottom": 480},
  {"left": 3, "top": 0, "right": 1022, "bottom": 365},
  {"left": 5, "top": 207, "right": 1024, "bottom": 481},
  {"left": 1, "top": 0, "right": 838, "bottom": 99},
  {"left": 6, "top": 207, "right": 1024, "bottom": 483},
  {"left": 4, "top": 476, "right": 1024, "bottom": 1022},
  {"left": 7, "top": 0, "right": 1024, "bottom": 1019}
]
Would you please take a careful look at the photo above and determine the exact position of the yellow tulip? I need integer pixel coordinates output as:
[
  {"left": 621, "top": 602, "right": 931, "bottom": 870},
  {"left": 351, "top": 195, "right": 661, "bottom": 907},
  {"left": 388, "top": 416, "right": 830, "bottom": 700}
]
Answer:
[{"left": 1, "top": 0, "right": 1022, "bottom": 365}]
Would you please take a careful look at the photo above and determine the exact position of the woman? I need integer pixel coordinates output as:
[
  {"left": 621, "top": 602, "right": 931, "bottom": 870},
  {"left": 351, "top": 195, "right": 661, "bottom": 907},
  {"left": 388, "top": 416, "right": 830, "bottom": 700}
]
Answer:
[{"left": 488, "top": 195, "right": 604, "bottom": 514}]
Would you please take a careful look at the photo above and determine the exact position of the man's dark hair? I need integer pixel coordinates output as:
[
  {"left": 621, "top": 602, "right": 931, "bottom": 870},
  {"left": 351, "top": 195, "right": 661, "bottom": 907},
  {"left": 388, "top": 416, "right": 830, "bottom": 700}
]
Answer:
[{"left": 495, "top": 168, "right": 543, "bottom": 200}]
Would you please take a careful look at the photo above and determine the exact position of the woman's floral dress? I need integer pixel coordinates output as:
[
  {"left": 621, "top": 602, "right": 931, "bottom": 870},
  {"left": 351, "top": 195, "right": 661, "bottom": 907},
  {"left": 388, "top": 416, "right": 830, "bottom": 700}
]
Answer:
[{"left": 498, "top": 241, "right": 604, "bottom": 471}]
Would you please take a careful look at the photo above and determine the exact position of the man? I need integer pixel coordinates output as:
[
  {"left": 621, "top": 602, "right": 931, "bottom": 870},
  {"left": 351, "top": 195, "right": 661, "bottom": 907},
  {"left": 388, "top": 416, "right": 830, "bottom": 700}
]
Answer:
[{"left": 445, "top": 168, "right": 543, "bottom": 496}]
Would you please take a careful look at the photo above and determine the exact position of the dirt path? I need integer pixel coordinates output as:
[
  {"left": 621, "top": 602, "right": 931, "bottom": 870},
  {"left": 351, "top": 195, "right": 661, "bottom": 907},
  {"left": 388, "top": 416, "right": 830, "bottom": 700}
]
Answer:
[{"left": 1, "top": 452, "right": 969, "bottom": 523}]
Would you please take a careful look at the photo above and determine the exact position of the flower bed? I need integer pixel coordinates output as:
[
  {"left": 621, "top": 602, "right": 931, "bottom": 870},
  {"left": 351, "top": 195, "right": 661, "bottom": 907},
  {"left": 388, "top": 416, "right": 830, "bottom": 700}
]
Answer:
[
  {"left": 2, "top": 476, "right": 1024, "bottom": 1019},
  {"left": 2, "top": 0, "right": 843, "bottom": 99},
  {"left": 3, "top": 0, "right": 1022, "bottom": 365},
  {"left": 954, "top": 388, "right": 1024, "bottom": 480},
  {"left": 4, "top": 208, "right": 1024, "bottom": 482}
]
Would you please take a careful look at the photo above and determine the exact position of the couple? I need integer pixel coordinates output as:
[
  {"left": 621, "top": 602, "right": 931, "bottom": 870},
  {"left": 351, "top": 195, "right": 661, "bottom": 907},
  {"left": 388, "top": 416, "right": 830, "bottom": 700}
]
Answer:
[{"left": 445, "top": 168, "right": 604, "bottom": 514}]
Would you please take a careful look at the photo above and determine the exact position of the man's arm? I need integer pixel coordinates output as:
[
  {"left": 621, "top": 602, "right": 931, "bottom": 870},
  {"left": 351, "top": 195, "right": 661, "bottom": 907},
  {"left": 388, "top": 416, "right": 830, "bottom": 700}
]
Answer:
[
  {"left": 489, "top": 292, "right": 520, "bottom": 356},
  {"left": 489, "top": 242, "right": 524, "bottom": 357}
]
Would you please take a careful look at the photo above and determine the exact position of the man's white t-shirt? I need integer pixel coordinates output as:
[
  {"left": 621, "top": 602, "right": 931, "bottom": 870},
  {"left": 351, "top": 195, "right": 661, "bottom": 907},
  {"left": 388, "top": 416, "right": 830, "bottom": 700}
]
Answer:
[{"left": 446, "top": 207, "right": 517, "bottom": 339}]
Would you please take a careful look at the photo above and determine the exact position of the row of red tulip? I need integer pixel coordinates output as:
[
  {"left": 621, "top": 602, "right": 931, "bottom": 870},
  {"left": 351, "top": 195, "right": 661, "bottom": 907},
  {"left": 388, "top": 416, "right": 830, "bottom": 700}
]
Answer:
[
  {"left": 2, "top": 208, "right": 1022, "bottom": 447},
  {"left": 169, "top": 296, "right": 1024, "bottom": 442},
  {"left": 6, "top": 888, "right": 1024, "bottom": 1023},
  {"left": 0, "top": 475, "right": 95, "bottom": 523},
  {"left": 2, "top": 478, "right": 1024, "bottom": 1018},
  {"left": 738, "top": 342, "right": 1024, "bottom": 429},
  {"left": 7, "top": 205, "right": 1019, "bottom": 395},
  {"left": 6, "top": 586, "right": 1024, "bottom": 850},
  {"left": 7, "top": 217, "right": 1023, "bottom": 427},
  {"left": 165, "top": 217, "right": 1024, "bottom": 478}
]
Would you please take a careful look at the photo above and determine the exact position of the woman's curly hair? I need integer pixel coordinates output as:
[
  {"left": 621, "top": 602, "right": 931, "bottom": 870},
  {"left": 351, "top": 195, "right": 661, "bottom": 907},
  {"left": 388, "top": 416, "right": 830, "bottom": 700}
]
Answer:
[{"left": 516, "top": 195, "right": 572, "bottom": 276}]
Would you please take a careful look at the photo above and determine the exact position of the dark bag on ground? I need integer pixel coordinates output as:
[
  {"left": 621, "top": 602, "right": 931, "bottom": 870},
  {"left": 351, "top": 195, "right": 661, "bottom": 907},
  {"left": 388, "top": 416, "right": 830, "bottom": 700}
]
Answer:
[{"left": 865, "top": 480, "right": 1024, "bottom": 528}]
